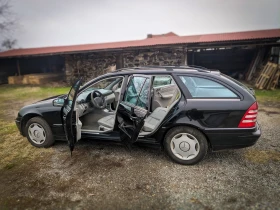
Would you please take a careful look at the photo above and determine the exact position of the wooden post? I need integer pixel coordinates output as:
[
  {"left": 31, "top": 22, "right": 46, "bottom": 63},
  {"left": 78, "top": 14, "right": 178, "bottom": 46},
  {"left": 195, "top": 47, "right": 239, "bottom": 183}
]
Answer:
[
  {"left": 184, "top": 48, "right": 188, "bottom": 65},
  {"left": 192, "top": 51, "right": 195, "bottom": 65},
  {"left": 116, "top": 53, "right": 124, "bottom": 69},
  {"left": 17, "top": 59, "right": 21, "bottom": 76}
]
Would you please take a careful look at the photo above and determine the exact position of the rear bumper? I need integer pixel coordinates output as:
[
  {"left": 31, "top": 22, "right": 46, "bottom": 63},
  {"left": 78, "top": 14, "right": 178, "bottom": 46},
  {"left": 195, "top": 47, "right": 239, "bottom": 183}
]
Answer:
[{"left": 206, "top": 122, "right": 261, "bottom": 151}]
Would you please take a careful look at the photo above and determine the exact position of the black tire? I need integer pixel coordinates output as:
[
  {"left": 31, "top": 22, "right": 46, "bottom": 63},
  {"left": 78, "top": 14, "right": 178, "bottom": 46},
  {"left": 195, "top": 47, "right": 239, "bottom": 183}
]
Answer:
[
  {"left": 164, "top": 126, "right": 208, "bottom": 165},
  {"left": 25, "top": 117, "right": 55, "bottom": 148}
]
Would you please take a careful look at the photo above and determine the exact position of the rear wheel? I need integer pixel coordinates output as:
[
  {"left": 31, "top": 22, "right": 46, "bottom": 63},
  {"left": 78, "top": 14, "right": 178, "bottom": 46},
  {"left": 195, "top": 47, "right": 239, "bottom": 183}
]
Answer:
[
  {"left": 164, "top": 126, "right": 208, "bottom": 165},
  {"left": 25, "top": 117, "right": 54, "bottom": 148}
]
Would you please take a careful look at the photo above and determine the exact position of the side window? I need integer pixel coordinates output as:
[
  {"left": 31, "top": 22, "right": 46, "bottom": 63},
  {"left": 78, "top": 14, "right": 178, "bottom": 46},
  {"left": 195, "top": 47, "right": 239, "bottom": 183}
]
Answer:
[
  {"left": 123, "top": 76, "right": 150, "bottom": 107},
  {"left": 136, "top": 78, "right": 150, "bottom": 108},
  {"left": 179, "top": 76, "right": 238, "bottom": 98},
  {"left": 153, "top": 76, "right": 172, "bottom": 87}
]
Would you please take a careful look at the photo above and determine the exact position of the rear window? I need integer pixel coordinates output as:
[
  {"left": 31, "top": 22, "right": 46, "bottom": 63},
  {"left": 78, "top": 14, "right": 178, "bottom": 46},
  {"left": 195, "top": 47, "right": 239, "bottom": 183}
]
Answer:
[
  {"left": 221, "top": 74, "right": 254, "bottom": 95},
  {"left": 179, "top": 76, "right": 238, "bottom": 98}
]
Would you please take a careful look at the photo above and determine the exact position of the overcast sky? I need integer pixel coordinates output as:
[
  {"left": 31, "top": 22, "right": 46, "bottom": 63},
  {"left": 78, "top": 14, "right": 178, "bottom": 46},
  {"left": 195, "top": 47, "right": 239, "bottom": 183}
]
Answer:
[{"left": 9, "top": 0, "right": 280, "bottom": 48}]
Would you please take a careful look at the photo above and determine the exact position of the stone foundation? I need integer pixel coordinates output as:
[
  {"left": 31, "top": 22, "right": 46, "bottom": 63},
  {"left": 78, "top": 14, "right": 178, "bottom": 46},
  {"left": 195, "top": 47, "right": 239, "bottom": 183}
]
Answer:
[
  {"left": 65, "top": 54, "right": 116, "bottom": 84},
  {"left": 123, "top": 49, "right": 185, "bottom": 67}
]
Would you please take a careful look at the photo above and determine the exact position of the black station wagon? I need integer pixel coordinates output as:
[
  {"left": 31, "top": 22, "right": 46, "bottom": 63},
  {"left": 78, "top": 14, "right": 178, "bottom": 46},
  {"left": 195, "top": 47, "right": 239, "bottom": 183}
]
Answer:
[{"left": 15, "top": 66, "right": 261, "bottom": 165}]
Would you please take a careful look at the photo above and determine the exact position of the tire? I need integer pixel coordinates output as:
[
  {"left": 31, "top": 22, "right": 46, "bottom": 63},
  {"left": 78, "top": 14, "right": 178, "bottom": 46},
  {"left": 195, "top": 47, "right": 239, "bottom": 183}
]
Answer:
[
  {"left": 25, "top": 117, "right": 55, "bottom": 148},
  {"left": 164, "top": 126, "right": 208, "bottom": 165}
]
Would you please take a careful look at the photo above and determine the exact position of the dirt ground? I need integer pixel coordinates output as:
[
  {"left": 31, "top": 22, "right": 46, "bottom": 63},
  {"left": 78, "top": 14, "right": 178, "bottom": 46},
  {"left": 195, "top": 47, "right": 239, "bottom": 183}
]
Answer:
[{"left": 0, "top": 87, "right": 280, "bottom": 210}]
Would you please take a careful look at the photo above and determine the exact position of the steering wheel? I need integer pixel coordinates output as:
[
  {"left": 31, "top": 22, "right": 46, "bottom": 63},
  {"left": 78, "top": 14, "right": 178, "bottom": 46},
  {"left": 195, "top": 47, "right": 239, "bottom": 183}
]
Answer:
[{"left": 91, "top": 90, "right": 106, "bottom": 109}]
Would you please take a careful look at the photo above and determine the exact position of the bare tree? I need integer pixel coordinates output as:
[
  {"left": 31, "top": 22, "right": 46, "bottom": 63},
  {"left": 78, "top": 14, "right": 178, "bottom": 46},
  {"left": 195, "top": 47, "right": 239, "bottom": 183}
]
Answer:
[
  {"left": 1, "top": 38, "right": 16, "bottom": 49},
  {"left": 0, "top": 0, "right": 17, "bottom": 50}
]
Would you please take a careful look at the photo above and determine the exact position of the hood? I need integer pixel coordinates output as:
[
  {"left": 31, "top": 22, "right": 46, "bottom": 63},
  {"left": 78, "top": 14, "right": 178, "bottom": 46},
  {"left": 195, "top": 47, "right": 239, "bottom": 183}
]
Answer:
[
  {"left": 34, "top": 94, "right": 66, "bottom": 104},
  {"left": 20, "top": 94, "right": 66, "bottom": 111},
  {"left": 17, "top": 94, "right": 67, "bottom": 119}
]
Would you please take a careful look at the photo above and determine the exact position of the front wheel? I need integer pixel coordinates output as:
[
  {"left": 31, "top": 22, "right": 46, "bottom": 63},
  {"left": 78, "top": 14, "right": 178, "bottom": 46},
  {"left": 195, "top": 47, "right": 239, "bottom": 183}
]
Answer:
[
  {"left": 164, "top": 126, "right": 208, "bottom": 165},
  {"left": 25, "top": 117, "right": 55, "bottom": 148}
]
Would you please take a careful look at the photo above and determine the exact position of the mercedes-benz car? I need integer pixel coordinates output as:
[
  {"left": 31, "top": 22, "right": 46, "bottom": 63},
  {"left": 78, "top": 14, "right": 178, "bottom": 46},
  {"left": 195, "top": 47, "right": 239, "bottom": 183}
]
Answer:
[{"left": 15, "top": 66, "right": 261, "bottom": 165}]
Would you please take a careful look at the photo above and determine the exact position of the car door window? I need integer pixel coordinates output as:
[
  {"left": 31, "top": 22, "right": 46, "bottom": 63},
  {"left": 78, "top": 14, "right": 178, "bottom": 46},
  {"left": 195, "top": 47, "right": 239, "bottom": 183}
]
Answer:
[
  {"left": 153, "top": 76, "right": 172, "bottom": 87},
  {"left": 179, "top": 76, "right": 238, "bottom": 98},
  {"left": 136, "top": 78, "right": 150, "bottom": 109},
  {"left": 124, "top": 76, "right": 150, "bottom": 108}
]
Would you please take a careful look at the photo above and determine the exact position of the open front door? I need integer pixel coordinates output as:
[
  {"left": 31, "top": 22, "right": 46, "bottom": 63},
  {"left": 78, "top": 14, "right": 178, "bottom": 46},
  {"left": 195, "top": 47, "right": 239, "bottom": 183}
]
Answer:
[
  {"left": 62, "top": 79, "right": 82, "bottom": 153},
  {"left": 115, "top": 75, "right": 152, "bottom": 148}
]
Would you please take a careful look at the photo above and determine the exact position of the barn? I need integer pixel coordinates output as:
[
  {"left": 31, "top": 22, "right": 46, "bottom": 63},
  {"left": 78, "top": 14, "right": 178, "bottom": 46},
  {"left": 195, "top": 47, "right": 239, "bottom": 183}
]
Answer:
[{"left": 0, "top": 28, "right": 280, "bottom": 85}]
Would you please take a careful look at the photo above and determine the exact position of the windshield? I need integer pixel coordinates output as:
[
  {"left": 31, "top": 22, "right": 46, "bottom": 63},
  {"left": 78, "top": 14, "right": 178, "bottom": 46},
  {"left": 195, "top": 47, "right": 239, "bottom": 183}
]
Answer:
[{"left": 77, "top": 77, "right": 123, "bottom": 101}]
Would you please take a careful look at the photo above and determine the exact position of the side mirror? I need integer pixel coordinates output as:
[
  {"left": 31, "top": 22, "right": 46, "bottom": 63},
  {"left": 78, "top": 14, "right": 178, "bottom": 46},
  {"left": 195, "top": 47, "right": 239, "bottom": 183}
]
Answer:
[{"left": 53, "top": 98, "right": 65, "bottom": 107}]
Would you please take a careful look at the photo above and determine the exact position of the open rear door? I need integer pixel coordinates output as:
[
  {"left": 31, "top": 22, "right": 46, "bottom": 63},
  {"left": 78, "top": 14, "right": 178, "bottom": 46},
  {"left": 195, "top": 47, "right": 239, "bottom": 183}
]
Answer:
[
  {"left": 62, "top": 79, "right": 82, "bottom": 154},
  {"left": 114, "top": 75, "right": 152, "bottom": 148}
]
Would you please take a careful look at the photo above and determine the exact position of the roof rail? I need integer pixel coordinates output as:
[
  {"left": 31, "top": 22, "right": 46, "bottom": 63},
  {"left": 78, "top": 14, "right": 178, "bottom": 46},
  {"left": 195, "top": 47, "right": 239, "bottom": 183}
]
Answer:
[
  {"left": 173, "top": 65, "right": 210, "bottom": 72},
  {"left": 113, "top": 67, "right": 133, "bottom": 72},
  {"left": 138, "top": 65, "right": 211, "bottom": 72},
  {"left": 114, "top": 65, "right": 211, "bottom": 73},
  {"left": 183, "top": 65, "right": 209, "bottom": 70}
]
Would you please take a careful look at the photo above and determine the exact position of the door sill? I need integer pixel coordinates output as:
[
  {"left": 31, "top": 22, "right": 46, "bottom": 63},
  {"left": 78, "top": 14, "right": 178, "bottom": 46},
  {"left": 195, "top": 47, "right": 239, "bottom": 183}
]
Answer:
[{"left": 81, "top": 129, "right": 113, "bottom": 134}]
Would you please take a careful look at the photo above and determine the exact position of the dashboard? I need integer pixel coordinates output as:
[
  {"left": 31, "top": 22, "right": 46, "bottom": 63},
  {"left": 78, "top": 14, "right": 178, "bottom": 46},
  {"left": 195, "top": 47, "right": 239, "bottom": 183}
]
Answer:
[{"left": 76, "top": 88, "right": 116, "bottom": 117}]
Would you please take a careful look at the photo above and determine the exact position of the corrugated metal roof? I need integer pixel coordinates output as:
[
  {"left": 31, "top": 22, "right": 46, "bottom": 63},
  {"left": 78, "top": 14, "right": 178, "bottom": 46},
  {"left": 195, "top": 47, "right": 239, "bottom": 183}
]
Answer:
[{"left": 0, "top": 29, "right": 280, "bottom": 58}]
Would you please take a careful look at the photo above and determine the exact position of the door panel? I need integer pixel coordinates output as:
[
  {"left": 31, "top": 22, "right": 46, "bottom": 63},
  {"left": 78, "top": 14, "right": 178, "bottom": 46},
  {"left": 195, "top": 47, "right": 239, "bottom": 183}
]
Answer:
[
  {"left": 152, "top": 84, "right": 177, "bottom": 111},
  {"left": 62, "top": 79, "right": 82, "bottom": 153},
  {"left": 185, "top": 99, "right": 250, "bottom": 128}
]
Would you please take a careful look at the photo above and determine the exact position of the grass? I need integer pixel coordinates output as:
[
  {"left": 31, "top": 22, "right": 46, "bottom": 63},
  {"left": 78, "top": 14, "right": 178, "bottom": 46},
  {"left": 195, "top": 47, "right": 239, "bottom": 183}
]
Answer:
[
  {"left": 239, "top": 81, "right": 280, "bottom": 103},
  {"left": 244, "top": 149, "right": 280, "bottom": 164},
  {"left": 0, "top": 85, "right": 70, "bottom": 170},
  {"left": 255, "top": 89, "right": 280, "bottom": 103},
  {"left": 0, "top": 85, "right": 70, "bottom": 101}
]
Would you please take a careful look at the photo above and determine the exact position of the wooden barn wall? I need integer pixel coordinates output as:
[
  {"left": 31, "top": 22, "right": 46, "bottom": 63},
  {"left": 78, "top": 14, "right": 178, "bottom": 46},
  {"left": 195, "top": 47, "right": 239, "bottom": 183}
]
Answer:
[
  {"left": 190, "top": 48, "right": 257, "bottom": 78},
  {"left": 1, "top": 46, "right": 272, "bottom": 85},
  {"left": 17, "top": 56, "right": 65, "bottom": 74},
  {"left": 0, "top": 58, "right": 18, "bottom": 84},
  {"left": 0, "top": 56, "right": 65, "bottom": 84}
]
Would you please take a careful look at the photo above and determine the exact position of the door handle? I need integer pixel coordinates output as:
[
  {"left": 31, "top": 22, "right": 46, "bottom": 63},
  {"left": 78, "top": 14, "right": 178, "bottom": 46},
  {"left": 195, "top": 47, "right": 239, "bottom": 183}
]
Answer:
[{"left": 130, "top": 116, "right": 138, "bottom": 121}]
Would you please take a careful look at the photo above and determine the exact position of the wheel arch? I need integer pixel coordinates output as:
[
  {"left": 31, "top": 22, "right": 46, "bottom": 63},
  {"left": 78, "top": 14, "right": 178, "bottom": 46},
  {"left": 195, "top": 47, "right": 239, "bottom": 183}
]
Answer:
[
  {"left": 161, "top": 123, "right": 213, "bottom": 150},
  {"left": 21, "top": 113, "right": 43, "bottom": 136}
]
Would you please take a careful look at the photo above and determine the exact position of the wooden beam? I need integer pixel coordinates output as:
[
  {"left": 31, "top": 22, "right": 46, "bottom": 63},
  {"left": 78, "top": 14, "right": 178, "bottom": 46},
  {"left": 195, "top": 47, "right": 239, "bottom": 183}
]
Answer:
[
  {"left": 183, "top": 48, "right": 188, "bottom": 65},
  {"left": 192, "top": 51, "right": 195, "bottom": 65},
  {"left": 17, "top": 59, "right": 21, "bottom": 76},
  {"left": 116, "top": 53, "right": 124, "bottom": 69}
]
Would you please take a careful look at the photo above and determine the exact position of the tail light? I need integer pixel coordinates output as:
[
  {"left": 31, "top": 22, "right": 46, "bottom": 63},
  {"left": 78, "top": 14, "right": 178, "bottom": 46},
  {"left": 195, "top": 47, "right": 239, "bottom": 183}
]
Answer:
[{"left": 238, "top": 102, "right": 258, "bottom": 128}]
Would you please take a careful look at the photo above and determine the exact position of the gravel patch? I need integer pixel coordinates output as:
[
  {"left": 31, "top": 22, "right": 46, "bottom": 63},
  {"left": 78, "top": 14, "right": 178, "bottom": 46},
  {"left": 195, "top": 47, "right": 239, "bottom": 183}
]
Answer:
[{"left": 0, "top": 103, "right": 279, "bottom": 209}]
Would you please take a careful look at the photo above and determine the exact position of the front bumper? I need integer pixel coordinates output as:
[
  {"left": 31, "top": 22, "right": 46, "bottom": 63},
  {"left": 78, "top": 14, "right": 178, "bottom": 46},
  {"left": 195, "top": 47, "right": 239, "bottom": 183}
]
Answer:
[
  {"left": 15, "top": 117, "right": 23, "bottom": 135},
  {"left": 206, "top": 122, "right": 261, "bottom": 151}
]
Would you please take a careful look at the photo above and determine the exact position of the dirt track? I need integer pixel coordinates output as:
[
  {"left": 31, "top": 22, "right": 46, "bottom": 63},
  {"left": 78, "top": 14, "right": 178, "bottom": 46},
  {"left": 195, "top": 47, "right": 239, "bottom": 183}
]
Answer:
[{"left": 0, "top": 102, "right": 280, "bottom": 209}]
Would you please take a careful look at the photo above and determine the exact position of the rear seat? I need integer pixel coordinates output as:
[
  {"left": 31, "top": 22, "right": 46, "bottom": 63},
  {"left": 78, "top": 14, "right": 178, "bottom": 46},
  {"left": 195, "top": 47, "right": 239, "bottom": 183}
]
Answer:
[
  {"left": 143, "top": 87, "right": 179, "bottom": 132},
  {"left": 98, "top": 87, "right": 180, "bottom": 132},
  {"left": 142, "top": 107, "right": 168, "bottom": 132}
]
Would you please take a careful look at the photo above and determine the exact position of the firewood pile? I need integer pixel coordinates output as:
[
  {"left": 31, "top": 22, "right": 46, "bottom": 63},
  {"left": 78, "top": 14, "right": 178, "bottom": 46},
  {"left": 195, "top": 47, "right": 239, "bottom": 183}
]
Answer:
[{"left": 255, "top": 62, "right": 280, "bottom": 90}]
